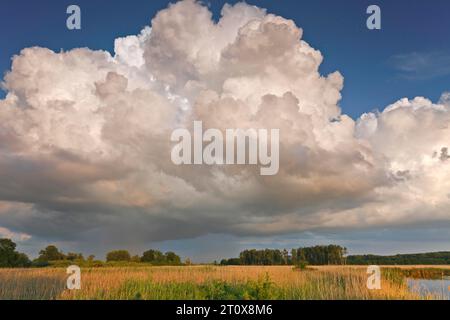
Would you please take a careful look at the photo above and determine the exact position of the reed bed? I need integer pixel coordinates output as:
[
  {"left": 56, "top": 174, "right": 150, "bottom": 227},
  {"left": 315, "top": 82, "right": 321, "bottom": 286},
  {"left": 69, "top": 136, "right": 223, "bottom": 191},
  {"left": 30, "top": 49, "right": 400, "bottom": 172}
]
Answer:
[{"left": 0, "top": 266, "right": 425, "bottom": 300}]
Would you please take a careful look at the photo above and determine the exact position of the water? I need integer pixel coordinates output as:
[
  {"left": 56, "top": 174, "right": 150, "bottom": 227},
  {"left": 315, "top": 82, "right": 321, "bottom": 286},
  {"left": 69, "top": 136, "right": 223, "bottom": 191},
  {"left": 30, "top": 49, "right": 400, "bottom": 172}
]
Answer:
[{"left": 407, "top": 278, "right": 450, "bottom": 300}]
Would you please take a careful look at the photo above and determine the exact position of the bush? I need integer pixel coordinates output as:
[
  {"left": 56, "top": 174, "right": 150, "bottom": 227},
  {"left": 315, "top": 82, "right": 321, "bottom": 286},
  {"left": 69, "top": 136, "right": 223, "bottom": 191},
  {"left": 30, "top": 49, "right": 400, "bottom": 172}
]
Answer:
[
  {"left": 106, "top": 250, "right": 131, "bottom": 262},
  {"left": 31, "top": 260, "right": 50, "bottom": 268},
  {"left": 294, "top": 260, "right": 309, "bottom": 271},
  {"left": 201, "top": 274, "right": 276, "bottom": 300}
]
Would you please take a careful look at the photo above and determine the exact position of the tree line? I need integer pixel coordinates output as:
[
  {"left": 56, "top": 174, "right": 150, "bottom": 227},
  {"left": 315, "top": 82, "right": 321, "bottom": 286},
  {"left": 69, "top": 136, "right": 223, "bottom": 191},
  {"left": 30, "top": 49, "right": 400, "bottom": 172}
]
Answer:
[
  {"left": 0, "top": 238, "right": 183, "bottom": 268},
  {"left": 4, "top": 237, "right": 450, "bottom": 268},
  {"left": 220, "top": 246, "right": 450, "bottom": 266},
  {"left": 346, "top": 252, "right": 450, "bottom": 265},
  {"left": 220, "top": 245, "right": 348, "bottom": 266}
]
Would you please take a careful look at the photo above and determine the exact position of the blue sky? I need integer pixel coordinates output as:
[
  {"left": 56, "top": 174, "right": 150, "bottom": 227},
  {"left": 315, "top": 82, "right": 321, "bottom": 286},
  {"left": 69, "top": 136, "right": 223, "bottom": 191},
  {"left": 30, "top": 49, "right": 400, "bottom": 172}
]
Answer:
[
  {"left": 1, "top": 0, "right": 450, "bottom": 261},
  {"left": 1, "top": 0, "right": 450, "bottom": 118}
]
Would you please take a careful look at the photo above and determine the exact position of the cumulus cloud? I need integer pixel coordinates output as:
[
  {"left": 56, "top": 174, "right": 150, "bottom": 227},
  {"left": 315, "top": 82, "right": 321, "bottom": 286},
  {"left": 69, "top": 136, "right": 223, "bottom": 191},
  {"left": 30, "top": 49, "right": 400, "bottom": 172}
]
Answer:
[
  {"left": 0, "top": 226, "right": 30, "bottom": 242},
  {"left": 0, "top": 0, "right": 449, "bottom": 250}
]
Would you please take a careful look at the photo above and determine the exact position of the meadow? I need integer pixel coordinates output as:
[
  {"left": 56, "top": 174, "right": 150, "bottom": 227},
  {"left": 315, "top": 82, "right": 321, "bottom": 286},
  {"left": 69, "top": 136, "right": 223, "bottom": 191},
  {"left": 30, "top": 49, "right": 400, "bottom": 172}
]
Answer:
[{"left": 1, "top": 265, "right": 449, "bottom": 300}]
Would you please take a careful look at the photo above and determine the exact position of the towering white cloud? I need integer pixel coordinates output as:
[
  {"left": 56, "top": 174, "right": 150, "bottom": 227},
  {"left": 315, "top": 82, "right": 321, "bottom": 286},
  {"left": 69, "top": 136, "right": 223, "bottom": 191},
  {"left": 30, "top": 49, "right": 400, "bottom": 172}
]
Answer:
[{"left": 0, "top": 0, "right": 449, "bottom": 248}]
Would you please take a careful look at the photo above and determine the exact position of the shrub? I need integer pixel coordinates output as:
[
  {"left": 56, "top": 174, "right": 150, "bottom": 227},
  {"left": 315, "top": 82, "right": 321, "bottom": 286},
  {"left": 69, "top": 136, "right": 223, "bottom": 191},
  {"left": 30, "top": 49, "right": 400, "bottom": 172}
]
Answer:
[
  {"left": 106, "top": 250, "right": 131, "bottom": 262},
  {"left": 293, "top": 260, "right": 309, "bottom": 271}
]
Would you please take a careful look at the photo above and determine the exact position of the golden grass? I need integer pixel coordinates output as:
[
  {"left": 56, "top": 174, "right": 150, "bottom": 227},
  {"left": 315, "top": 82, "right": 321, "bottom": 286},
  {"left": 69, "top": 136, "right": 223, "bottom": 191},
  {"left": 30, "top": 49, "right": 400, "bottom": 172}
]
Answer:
[{"left": 0, "top": 265, "right": 435, "bottom": 300}]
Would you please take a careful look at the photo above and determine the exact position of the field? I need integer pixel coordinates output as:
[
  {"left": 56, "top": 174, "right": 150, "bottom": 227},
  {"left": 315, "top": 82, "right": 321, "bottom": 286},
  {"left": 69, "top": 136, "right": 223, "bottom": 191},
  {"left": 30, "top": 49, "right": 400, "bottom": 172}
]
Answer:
[{"left": 0, "top": 265, "right": 449, "bottom": 300}]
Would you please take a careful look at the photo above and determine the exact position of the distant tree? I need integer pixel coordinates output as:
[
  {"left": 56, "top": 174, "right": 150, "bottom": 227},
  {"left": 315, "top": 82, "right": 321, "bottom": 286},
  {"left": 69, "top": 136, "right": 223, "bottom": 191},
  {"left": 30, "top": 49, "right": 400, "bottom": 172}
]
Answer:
[
  {"left": 165, "top": 252, "right": 181, "bottom": 265},
  {"left": 0, "top": 239, "right": 31, "bottom": 268},
  {"left": 131, "top": 255, "right": 141, "bottom": 262},
  {"left": 282, "top": 249, "right": 290, "bottom": 265},
  {"left": 185, "top": 258, "right": 192, "bottom": 266},
  {"left": 38, "top": 245, "right": 65, "bottom": 261},
  {"left": 87, "top": 255, "right": 95, "bottom": 262},
  {"left": 220, "top": 258, "right": 241, "bottom": 265},
  {"left": 293, "top": 245, "right": 347, "bottom": 265},
  {"left": 346, "top": 251, "right": 450, "bottom": 265},
  {"left": 0, "top": 238, "right": 16, "bottom": 267},
  {"left": 106, "top": 250, "right": 131, "bottom": 262},
  {"left": 66, "top": 252, "right": 84, "bottom": 261},
  {"left": 15, "top": 253, "right": 31, "bottom": 267},
  {"left": 141, "top": 249, "right": 165, "bottom": 264},
  {"left": 291, "top": 249, "right": 298, "bottom": 265}
]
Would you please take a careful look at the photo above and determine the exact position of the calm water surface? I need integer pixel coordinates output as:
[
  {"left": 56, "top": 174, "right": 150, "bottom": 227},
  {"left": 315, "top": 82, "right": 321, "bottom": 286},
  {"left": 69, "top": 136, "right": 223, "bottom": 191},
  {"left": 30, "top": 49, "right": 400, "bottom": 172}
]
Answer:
[{"left": 407, "top": 277, "right": 450, "bottom": 299}]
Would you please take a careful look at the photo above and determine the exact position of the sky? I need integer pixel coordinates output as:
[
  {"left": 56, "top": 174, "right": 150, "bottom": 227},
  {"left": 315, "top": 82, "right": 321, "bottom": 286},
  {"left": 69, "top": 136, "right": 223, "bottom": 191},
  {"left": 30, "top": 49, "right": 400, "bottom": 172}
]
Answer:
[
  {"left": 2, "top": 0, "right": 450, "bottom": 118},
  {"left": 0, "top": 0, "right": 450, "bottom": 262}
]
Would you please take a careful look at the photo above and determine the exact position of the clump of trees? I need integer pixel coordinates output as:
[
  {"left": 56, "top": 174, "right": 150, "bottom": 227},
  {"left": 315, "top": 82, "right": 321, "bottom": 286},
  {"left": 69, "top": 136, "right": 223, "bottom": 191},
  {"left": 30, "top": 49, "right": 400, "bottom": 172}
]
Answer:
[
  {"left": 292, "top": 245, "right": 347, "bottom": 265},
  {"left": 106, "top": 250, "right": 131, "bottom": 262},
  {"left": 0, "top": 239, "right": 31, "bottom": 268},
  {"left": 141, "top": 249, "right": 182, "bottom": 265},
  {"left": 106, "top": 249, "right": 182, "bottom": 265},
  {"left": 37, "top": 245, "right": 84, "bottom": 262},
  {"left": 237, "top": 249, "right": 290, "bottom": 266},
  {"left": 33, "top": 245, "right": 86, "bottom": 267},
  {"left": 220, "top": 245, "right": 348, "bottom": 266}
]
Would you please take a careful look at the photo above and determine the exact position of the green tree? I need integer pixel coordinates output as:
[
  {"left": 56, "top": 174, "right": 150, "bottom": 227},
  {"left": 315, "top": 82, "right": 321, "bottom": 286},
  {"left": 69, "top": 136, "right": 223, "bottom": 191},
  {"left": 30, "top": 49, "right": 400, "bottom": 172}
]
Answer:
[
  {"left": 141, "top": 249, "right": 165, "bottom": 264},
  {"left": 106, "top": 250, "right": 131, "bottom": 262},
  {"left": 66, "top": 252, "right": 84, "bottom": 261},
  {"left": 15, "top": 252, "right": 31, "bottom": 267},
  {"left": 165, "top": 251, "right": 181, "bottom": 265},
  {"left": 0, "top": 238, "right": 31, "bottom": 268},
  {"left": 38, "top": 245, "right": 65, "bottom": 261},
  {"left": 131, "top": 255, "right": 141, "bottom": 262}
]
